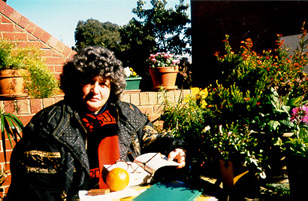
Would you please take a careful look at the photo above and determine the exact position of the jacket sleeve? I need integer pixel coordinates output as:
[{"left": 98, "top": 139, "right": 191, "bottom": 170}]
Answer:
[{"left": 5, "top": 110, "right": 69, "bottom": 201}]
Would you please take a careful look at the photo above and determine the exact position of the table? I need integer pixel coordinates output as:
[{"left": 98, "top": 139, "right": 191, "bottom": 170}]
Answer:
[{"left": 79, "top": 181, "right": 218, "bottom": 201}]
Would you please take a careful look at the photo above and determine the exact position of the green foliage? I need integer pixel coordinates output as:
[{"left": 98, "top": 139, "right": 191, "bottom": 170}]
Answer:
[
  {"left": 119, "top": 0, "right": 190, "bottom": 74},
  {"left": 0, "top": 40, "right": 30, "bottom": 69},
  {"left": 0, "top": 108, "right": 24, "bottom": 162},
  {"left": 130, "top": 0, "right": 191, "bottom": 54},
  {"left": 21, "top": 48, "right": 58, "bottom": 98},
  {"left": 162, "top": 23, "right": 308, "bottom": 178},
  {"left": 161, "top": 89, "right": 265, "bottom": 176},
  {"left": 0, "top": 40, "right": 13, "bottom": 68},
  {"left": 74, "top": 19, "right": 121, "bottom": 52}
]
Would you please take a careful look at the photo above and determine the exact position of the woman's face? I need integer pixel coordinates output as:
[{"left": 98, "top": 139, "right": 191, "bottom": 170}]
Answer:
[{"left": 81, "top": 76, "right": 111, "bottom": 114}]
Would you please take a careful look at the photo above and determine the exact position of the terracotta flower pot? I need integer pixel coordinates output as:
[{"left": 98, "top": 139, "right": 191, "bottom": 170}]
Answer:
[
  {"left": 149, "top": 66, "right": 179, "bottom": 90},
  {"left": 0, "top": 69, "right": 27, "bottom": 99}
]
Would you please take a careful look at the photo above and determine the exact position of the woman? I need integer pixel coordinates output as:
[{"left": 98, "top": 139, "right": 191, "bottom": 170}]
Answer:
[{"left": 5, "top": 46, "right": 185, "bottom": 201}]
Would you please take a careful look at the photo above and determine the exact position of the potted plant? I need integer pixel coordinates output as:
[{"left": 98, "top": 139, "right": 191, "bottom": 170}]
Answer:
[
  {"left": 124, "top": 67, "right": 142, "bottom": 91},
  {"left": 147, "top": 52, "right": 180, "bottom": 90},
  {"left": 0, "top": 40, "right": 58, "bottom": 99},
  {"left": 0, "top": 40, "right": 27, "bottom": 99}
]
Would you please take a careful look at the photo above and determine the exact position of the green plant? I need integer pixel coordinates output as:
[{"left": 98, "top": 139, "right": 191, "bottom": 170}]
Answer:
[
  {"left": 0, "top": 40, "right": 59, "bottom": 98},
  {"left": 0, "top": 107, "right": 24, "bottom": 162},
  {"left": 162, "top": 23, "right": 308, "bottom": 180},
  {"left": 161, "top": 89, "right": 265, "bottom": 177},
  {"left": 0, "top": 40, "right": 25, "bottom": 69},
  {"left": 19, "top": 47, "right": 58, "bottom": 98}
]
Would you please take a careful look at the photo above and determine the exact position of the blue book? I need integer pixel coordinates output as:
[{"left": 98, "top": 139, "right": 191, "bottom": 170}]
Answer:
[{"left": 133, "top": 181, "right": 202, "bottom": 201}]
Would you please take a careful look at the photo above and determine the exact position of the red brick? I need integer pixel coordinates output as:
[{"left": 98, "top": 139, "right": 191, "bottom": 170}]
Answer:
[
  {"left": 54, "top": 95, "right": 64, "bottom": 104},
  {"left": 54, "top": 65, "right": 63, "bottom": 73},
  {"left": 62, "top": 46, "right": 72, "bottom": 57},
  {"left": 2, "top": 32, "right": 27, "bottom": 41},
  {"left": 2, "top": 174, "right": 12, "bottom": 188},
  {"left": 0, "top": 1, "right": 7, "bottom": 12},
  {"left": 3, "top": 101, "right": 15, "bottom": 114},
  {"left": 47, "top": 36, "right": 59, "bottom": 47},
  {"left": 0, "top": 23, "right": 13, "bottom": 32},
  {"left": 54, "top": 73, "right": 61, "bottom": 80},
  {"left": 131, "top": 93, "right": 140, "bottom": 106},
  {"left": 0, "top": 149, "right": 12, "bottom": 163},
  {"left": 10, "top": 10, "right": 22, "bottom": 24},
  {"left": 17, "top": 99, "right": 30, "bottom": 114},
  {"left": 1, "top": 15, "right": 11, "bottom": 23},
  {"left": 121, "top": 93, "right": 130, "bottom": 103},
  {"left": 42, "top": 49, "right": 53, "bottom": 57},
  {"left": 0, "top": 139, "right": 14, "bottom": 153},
  {"left": 43, "top": 98, "right": 54, "bottom": 108},
  {"left": 13, "top": 24, "right": 25, "bottom": 32},
  {"left": 153, "top": 105, "right": 163, "bottom": 115},
  {"left": 68, "top": 50, "right": 77, "bottom": 59},
  {"left": 148, "top": 92, "right": 158, "bottom": 105},
  {"left": 148, "top": 114, "right": 161, "bottom": 123},
  {"left": 140, "top": 92, "right": 150, "bottom": 105},
  {"left": 17, "top": 41, "right": 40, "bottom": 48},
  {"left": 55, "top": 41, "right": 65, "bottom": 52},
  {"left": 32, "top": 26, "right": 44, "bottom": 39},
  {"left": 28, "top": 34, "right": 37, "bottom": 41},
  {"left": 45, "top": 57, "right": 66, "bottom": 65},
  {"left": 2, "top": 5, "right": 14, "bottom": 18},
  {"left": 40, "top": 31, "right": 51, "bottom": 43},
  {"left": 40, "top": 41, "right": 50, "bottom": 49},
  {"left": 53, "top": 49, "right": 63, "bottom": 57},
  {"left": 30, "top": 98, "right": 42, "bottom": 113},
  {"left": 138, "top": 106, "right": 153, "bottom": 115},
  {"left": 18, "top": 115, "right": 32, "bottom": 126},
  {"left": 18, "top": 16, "right": 29, "bottom": 28},
  {"left": 25, "top": 21, "right": 36, "bottom": 34}
]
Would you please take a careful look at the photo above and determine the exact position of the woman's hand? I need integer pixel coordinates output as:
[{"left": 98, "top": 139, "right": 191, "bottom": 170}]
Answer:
[{"left": 167, "top": 148, "right": 186, "bottom": 169}]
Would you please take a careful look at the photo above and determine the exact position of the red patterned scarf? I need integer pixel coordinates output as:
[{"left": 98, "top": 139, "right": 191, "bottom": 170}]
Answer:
[{"left": 82, "top": 107, "right": 120, "bottom": 189}]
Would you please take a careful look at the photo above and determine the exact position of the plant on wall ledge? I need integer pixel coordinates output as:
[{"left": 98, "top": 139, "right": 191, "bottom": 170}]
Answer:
[
  {"left": 0, "top": 40, "right": 59, "bottom": 98},
  {"left": 147, "top": 52, "right": 181, "bottom": 90}
]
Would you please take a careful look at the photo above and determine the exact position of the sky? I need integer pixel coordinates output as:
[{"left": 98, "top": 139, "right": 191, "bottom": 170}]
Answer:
[{"left": 7, "top": 0, "right": 191, "bottom": 48}]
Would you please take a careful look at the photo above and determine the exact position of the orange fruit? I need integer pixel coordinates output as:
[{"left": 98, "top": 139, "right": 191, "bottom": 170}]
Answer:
[{"left": 105, "top": 167, "right": 129, "bottom": 191}]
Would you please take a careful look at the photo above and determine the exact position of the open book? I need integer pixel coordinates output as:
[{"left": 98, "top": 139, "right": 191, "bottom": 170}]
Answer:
[
  {"left": 103, "top": 152, "right": 179, "bottom": 186},
  {"left": 133, "top": 152, "right": 179, "bottom": 174}
]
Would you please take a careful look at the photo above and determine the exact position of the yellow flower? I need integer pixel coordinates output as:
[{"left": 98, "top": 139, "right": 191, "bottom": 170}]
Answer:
[
  {"left": 191, "top": 87, "right": 200, "bottom": 97},
  {"left": 199, "top": 88, "right": 208, "bottom": 99},
  {"left": 200, "top": 100, "right": 208, "bottom": 109}
]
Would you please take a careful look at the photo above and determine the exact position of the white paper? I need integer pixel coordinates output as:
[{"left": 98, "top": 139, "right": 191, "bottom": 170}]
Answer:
[{"left": 79, "top": 187, "right": 145, "bottom": 201}]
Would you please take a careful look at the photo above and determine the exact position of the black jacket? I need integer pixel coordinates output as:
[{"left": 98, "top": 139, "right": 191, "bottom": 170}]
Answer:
[{"left": 5, "top": 100, "right": 182, "bottom": 201}]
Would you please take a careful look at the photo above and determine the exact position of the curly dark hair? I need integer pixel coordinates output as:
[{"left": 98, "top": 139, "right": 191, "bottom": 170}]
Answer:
[{"left": 60, "top": 46, "right": 126, "bottom": 103}]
